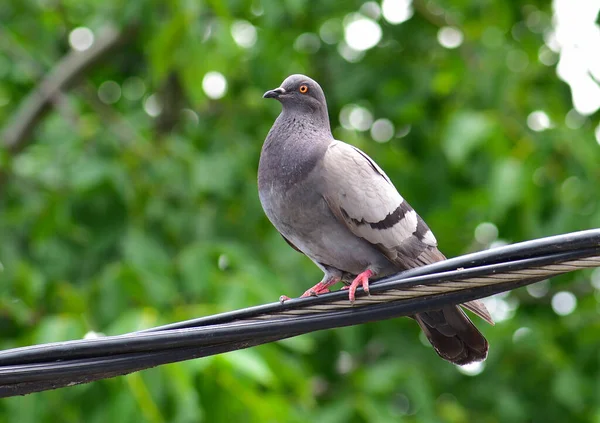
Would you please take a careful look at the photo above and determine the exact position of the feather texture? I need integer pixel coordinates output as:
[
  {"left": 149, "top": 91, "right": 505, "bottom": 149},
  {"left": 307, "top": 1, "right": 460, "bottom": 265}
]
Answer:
[{"left": 322, "top": 141, "right": 442, "bottom": 271}]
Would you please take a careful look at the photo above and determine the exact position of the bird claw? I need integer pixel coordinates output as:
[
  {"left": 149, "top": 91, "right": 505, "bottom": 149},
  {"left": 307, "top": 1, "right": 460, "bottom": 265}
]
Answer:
[
  {"left": 281, "top": 276, "right": 341, "bottom": 303},
  {"left": 300, "top": 285, "right": 329, "bottom": 298},
  {"left": 299, "top": 277, "right": 340, "bottom": 298},
  {"left": 347, "top": 269, "right": 374, "bottom": 303},
  {"left": 301, "top": 287, "right": 328, "bottom": 297}
]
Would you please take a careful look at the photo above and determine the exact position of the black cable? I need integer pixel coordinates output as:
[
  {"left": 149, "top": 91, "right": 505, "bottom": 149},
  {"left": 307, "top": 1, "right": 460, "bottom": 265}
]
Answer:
[
  {"left": 2, "top": 247, "right": 597, "bottom": 366},
  {"left": 141, "top": 228, "right": 600, "bottom": 332},
  {"left": 0, "top": 229, "right": 598, "bottom": 397}
]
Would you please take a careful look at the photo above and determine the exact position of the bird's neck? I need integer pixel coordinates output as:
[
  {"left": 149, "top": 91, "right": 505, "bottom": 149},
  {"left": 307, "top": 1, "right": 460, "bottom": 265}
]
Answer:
[
  {"left": 259, "top": 111, "right": 332, "bottom": 189},
  {"left": 280, "top": 105, "right": 332, "bottom": 135},
  {"left": 264, "top": 110, "right": 332, "bottom": 152}
]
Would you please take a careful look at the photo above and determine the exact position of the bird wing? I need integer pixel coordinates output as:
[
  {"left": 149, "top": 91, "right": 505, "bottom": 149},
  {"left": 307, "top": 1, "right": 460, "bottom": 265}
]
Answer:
[
  {"left": 281, "top": 234, "right": 304, "bottom": 254},
  {"left": 321, "top": 141, "right": 442, "bottom": 269},
  {"left": 320, "top": 141, "right": 493, "bottom": 325}
]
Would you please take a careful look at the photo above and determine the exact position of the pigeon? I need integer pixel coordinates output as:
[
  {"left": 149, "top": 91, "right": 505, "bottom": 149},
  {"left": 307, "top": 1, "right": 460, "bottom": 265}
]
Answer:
[{"left": 258, "top": 74, "right": 492, "bottom": 365}]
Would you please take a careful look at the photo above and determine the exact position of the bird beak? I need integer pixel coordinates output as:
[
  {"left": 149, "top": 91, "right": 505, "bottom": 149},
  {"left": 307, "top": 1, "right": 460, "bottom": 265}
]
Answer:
[{"left": 263, "top": 87, "right": 286, "bottom": 99}]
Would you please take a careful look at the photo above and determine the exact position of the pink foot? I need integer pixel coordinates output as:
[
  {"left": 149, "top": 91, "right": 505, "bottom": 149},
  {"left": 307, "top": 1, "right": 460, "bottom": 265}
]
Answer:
[
  {"left": 300, "top": 277, "right": 340, "bottom": 298},
  {"left": 348, "top": 269, "right": 374, "bottom": 303},
  {"left": 279, "top": 276, "right": 341, "bottom": 303}
]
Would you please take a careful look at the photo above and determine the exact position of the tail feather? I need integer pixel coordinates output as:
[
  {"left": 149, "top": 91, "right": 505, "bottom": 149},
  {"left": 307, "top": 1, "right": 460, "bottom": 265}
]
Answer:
[{"left": 415, "top": 306, "right": 488, "bottom": 365}]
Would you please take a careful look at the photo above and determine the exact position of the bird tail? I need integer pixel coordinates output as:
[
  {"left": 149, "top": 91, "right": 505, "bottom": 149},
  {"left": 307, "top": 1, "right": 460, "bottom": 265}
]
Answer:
[{"left": 415, "top": 306, "right": 488, "bottom": 365}]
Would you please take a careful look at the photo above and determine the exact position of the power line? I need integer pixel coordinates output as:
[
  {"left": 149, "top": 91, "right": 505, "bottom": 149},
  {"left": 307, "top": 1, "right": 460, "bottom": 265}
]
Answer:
[{"left": 1, "top": 229, "right": 598, "bottom": 397}]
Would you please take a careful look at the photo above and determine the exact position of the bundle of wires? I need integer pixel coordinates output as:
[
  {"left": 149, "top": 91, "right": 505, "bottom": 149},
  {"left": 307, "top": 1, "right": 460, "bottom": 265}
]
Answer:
[{"left": 1, "top": 229, "right": 599, "bottom": 397}]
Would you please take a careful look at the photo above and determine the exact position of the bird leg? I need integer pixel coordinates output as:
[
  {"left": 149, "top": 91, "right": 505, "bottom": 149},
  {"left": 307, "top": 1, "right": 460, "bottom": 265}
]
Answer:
[
  {"left": 347, "top": 269, "right": 374, "bottom": 303},
  {"left": 279, "top": 275, "right": 341, "bottom": 303},
  {"left": 300, "top": 275, "right": 341, "bottom": 297}
]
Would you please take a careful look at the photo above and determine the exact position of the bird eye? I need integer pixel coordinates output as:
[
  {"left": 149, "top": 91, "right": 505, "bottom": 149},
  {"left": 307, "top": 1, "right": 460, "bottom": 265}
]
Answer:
[{"left": 299, "top": 84, "right": 309, "bottom": 94}]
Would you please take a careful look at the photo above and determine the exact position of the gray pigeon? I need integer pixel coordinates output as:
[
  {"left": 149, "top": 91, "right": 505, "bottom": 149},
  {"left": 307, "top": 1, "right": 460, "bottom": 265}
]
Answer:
[{"left": 258, "top": 74, "right": 492, "bottom": 365}]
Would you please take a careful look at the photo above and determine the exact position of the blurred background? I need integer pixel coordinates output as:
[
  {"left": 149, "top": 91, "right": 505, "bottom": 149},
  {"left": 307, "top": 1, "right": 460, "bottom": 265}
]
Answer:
[{"left": 1, "top": 0, "right": 599, "bottom": 421}]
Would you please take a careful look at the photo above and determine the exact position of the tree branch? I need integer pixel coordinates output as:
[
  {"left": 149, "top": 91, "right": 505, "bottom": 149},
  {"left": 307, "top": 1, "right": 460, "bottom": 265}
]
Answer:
[{"left": 1, "top": 25, "right": 132, "bottom": 154}]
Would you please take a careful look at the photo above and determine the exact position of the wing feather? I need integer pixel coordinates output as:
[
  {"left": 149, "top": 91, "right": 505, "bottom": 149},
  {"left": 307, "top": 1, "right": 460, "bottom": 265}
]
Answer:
[
  {"left": 320, "top": 141, "right": 493, "bottom": 325},
  {"left": 321, "top": 141, "right": 439, "bottom": 269}
]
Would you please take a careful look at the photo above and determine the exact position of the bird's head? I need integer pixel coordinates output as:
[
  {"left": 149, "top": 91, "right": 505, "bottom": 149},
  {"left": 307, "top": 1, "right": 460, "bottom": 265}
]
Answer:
[{"left": 263, "top": 74, "right": 328, "bottom": 114}]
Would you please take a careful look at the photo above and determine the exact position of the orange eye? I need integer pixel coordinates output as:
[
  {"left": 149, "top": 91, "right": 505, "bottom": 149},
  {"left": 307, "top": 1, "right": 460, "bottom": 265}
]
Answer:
[{"left": 299, "top": 84, "right": 309, "bottom": 94}]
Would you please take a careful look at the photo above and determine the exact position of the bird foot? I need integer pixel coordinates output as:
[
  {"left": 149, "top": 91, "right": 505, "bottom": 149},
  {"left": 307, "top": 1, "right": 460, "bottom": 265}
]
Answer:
[
  {"left": 280, "top": 276, "right": 341, "bottom": 303},
  {"left": 348, "top": 269, "right": 374, "bottom": 303},
  {"left": 300, "top": 281, "right": 333, "bottom": 298}
]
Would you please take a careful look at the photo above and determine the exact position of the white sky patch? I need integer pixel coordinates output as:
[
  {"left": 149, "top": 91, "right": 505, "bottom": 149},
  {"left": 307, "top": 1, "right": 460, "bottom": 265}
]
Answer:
[
  {"left": 336, "top": 351, "right": 354, "bottom": 374},
  {"left": 231, "top": 20, "right": 257, "bottom": 48},
  {"left": 437, "top": 27, "right": 463, "bottom": 49},
  {"left": 482, "top": 294, "right": 518, "bottom": 322},
  {"left": 349, "top": 106, "right": 374, "bottom": 131},
  {"left": 370, "top": 118, "right": 395, "bottom": 142},
  {"left": 551, "top": 291, "right": 577, "bottom": 316},
  {"left": 512, "top": 327, "right": 532, "bottom": 343},
  {"left": 341, "top": 105, "right": 376, "bottom": 133},
  {"left": 595, "top": 123, "right": 600, "bottom": 146},
  {"left": 202, "top": 71, "right": 227, "bottom": 99},
  {"left": 344, "top": 14, "right": 382, "bottom": 51},
  {"left": 69, "top": 27, "right": 94, "bottom": 51},
  {"left": 538, "top": 45, "right": 558, "bottom": 66},
  {"left": 526, "top": 280, "right": 550, "bottom": 298},
  {"left": 474, "top": 222, "right": 499, "bottom": 244},
  {"left": 217, "top": 254, "right": 229, "bottom": 271},
  {"left": 544, "top": 30, "right": 561, "bottom": 52},
  {"left": 381, "top": 0, "right": 413, "bottom": 24},
  {"left": 340, "top": 104, "right": 356, "bottom": 129},
  {"left": 337, "top": 42, "right": 365, "bottom": 63},
  {"left": 551, "top": 0, "right": 600, "bottom": 115},
  {"left": 143, "top": 94, "right": 162, "bottom": 117},
  {"left": 527, "top": 110, "right": 553, "bottom": 131}
]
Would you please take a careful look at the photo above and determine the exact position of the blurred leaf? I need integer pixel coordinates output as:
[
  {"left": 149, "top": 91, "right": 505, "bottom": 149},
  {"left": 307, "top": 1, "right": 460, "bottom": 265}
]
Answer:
[
  {"left": 553, "top": 367, "right": 584, "bottom": 412},
  {"left": 490, "top": 158, "right": 525, "bottom": 218},
  {"left": 222, "top": 349, "right": 274, "bottom": 385},
  {"left": 442, "top": 111, "right": 494, "bottom": 166}
]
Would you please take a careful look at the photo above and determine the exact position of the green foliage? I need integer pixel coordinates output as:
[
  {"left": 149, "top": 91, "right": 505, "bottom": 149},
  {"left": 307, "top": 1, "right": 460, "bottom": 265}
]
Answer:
[{"left": 1, "top": 0, "right": 599, "bottom": 422}]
